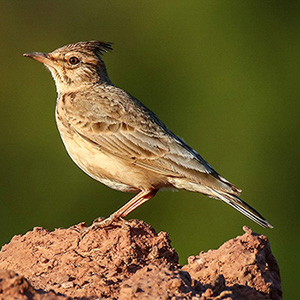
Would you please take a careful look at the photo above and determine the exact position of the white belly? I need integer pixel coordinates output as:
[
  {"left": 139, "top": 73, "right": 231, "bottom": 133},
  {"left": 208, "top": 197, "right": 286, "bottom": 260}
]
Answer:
[{"left": 59, "top": 129, "right": 167, "bottom": 193}]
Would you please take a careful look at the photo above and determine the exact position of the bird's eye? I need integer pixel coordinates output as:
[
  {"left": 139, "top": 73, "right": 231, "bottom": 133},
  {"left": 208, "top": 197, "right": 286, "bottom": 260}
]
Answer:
[{"left": 68, "top": 56, "right": 79, "bottom": 65}]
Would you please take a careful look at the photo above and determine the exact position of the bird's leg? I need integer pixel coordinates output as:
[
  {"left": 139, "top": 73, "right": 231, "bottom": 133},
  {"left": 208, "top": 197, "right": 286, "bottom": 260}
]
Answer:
[{"left": 88, "top": 189, "right": 158, "bottom": 230}]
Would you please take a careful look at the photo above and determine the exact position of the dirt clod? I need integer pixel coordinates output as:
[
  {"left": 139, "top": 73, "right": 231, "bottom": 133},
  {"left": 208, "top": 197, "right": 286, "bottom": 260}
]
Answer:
[{"left": 0, "top": 220, "right": 281, "bottom": 299}]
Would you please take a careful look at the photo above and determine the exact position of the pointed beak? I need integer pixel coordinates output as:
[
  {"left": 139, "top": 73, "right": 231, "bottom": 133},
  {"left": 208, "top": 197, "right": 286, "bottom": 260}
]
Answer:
[{"left": 23, "top": 52, "right": 50, "bottom": 64}]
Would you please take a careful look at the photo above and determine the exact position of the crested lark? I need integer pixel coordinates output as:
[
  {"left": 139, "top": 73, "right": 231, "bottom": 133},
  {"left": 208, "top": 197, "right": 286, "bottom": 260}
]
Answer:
[{"left": 24, "top": 41, "right": 273, "bottom": 229}]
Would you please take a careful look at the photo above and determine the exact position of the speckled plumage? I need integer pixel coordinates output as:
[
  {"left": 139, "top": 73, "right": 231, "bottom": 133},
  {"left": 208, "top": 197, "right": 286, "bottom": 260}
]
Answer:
[{"left": 24, "top": 41, "right": 273, "bottom": 228}]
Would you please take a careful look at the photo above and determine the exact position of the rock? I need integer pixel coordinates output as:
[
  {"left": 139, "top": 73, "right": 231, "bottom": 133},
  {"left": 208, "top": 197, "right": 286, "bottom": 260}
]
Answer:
[
  {"left": 0, "top": 220, "right": 281, "bottom": 299},
  {"left": 183, "top": 226, "right": 282, "bottom": 299},
  {"left": 0, "top": 269, "right": 68, "bottom": 299}
]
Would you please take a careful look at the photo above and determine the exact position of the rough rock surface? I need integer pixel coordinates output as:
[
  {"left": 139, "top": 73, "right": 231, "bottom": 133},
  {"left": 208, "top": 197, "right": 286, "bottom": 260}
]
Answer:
[
  {"left": 0, "top": 269, "right": 68, "bottom": 300},
  {"left": 0, "top": 220, "right": 281, "bottom": 299},
  {"left": 183, "top": 226, "right": 281, "bottom": 299}
]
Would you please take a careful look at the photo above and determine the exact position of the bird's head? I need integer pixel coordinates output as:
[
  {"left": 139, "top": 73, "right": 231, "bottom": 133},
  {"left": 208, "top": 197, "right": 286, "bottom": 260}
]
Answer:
[{"left": 24, "top": 41, "right": 113, "bottom": 93}]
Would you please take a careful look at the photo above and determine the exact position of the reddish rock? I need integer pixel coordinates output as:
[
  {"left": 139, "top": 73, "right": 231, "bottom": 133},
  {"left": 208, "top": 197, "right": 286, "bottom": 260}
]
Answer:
[
  {"left": 183, "top": 226, "right": 281, "bottom": 299},
  {"left": 0, "top": 269, "right": 68, "bottom": 300},
  {"left": 0, "top": 220, "right": 281, "bottom": 299}
]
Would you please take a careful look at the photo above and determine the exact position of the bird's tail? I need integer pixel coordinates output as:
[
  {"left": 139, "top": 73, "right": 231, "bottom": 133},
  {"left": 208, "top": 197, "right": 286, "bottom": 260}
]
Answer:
[{"left": 207, "top": 188, "right": 273, "bottom": 229}]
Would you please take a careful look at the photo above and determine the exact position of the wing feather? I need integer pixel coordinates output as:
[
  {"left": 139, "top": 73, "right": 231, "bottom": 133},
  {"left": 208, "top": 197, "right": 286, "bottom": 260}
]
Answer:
[
  {"left": 69, "top": 114, "right": 212, "bottom": 178},
  {"left": 62, "top": 89, "right": 239, "bottom": 194}
]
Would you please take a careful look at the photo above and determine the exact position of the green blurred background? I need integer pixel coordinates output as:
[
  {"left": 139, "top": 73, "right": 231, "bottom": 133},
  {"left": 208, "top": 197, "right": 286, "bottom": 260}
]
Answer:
[{"left": 0, "top": 1, "right": 299, "bottom": 298}]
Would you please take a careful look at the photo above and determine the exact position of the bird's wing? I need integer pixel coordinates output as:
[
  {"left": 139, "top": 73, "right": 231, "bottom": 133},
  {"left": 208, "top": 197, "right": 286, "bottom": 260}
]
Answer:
[
  {"left": 68, "top": 115, "right": 208, "bottom": 177},
  {"left": 63, "top": 91, "right": 239, "bottom": 194}
]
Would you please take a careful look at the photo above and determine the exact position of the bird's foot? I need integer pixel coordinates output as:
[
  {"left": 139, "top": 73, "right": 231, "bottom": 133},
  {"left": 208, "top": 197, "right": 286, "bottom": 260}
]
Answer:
[
  {"left": 90, "top": 215, "right": 116, "bottom": 229},
  {"left": 81, "top": 214, "right": 125, "bottom": 234}
]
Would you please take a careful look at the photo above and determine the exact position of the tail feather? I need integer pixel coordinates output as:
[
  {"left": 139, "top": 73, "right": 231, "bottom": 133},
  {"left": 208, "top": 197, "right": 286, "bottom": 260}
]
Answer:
[{"left": 208, "top": 188, "right": 273, "bottom": 229}]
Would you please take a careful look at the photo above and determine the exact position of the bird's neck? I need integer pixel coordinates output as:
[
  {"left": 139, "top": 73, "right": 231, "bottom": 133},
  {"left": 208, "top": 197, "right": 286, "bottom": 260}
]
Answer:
[{"left": 55, "top": 79, "right": 113, "bottom": 95}]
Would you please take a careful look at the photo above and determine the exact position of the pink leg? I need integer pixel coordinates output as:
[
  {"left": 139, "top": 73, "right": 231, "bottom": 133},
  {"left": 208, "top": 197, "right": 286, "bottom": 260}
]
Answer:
[{"left": 91, "top": 189, "right": 158, "bottom": 229}]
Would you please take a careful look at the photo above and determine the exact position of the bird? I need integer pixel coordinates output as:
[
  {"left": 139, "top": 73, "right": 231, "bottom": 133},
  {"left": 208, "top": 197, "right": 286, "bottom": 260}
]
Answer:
[{"left": 23, "top": 41, "right": 273, "bottom": 229}]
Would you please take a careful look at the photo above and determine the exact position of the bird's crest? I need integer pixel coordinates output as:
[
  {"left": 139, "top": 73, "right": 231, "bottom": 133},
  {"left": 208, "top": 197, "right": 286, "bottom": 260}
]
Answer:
[{"left": 65, "top": 41, "right": 113, "bottom": 56}]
